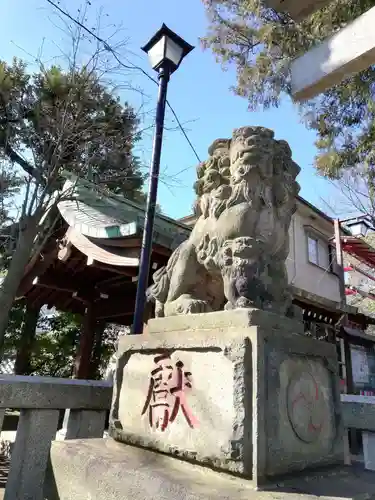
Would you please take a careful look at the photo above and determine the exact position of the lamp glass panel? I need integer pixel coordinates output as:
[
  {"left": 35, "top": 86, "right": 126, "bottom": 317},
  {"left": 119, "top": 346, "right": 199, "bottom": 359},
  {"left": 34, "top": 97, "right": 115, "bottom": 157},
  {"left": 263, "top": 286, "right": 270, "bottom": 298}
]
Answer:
[
  {"left": 147, "top": 36, "right": 166, "bottom": 69},
  {"left": 165, "top": 37, "right": 184, "bottom": 66},
  {"left": 350, "top": 223, "right": 367, "bottom": 236}
]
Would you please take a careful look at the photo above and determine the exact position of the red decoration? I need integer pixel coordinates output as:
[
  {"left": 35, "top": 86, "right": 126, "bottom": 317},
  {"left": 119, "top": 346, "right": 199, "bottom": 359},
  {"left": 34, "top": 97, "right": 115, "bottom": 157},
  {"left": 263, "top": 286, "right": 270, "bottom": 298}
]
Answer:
[{"left": 141, "top": 353, "right": 198, "bottom": 431}]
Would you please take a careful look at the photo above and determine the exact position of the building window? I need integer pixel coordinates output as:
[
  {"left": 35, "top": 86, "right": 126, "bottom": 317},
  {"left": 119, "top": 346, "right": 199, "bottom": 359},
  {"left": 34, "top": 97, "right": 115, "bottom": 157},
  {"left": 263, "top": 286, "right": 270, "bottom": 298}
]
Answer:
[
  {"left": 307, "top": 236, "right": 319, "bottom": 265},
  {"left": 306, "top": 231, "right": 331, "bottom": 270}
]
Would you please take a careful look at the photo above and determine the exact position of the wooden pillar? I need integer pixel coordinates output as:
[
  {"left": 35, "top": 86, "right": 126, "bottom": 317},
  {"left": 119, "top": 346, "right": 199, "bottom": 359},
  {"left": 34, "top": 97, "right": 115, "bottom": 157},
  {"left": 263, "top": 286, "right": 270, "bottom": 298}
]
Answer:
[
  {"left": 343, "top": 330, "right": 361, "bottom": 455},
  {"left": 339, "top": 333, "right": 352, "bottom": 465},
  {"left": 73, "top": 304, "right": 96, "bottom": 379},
  {"left": 333, "top": 220, "right": 356, "bottom": 454},
  {"left": 334, "top": 219, "right": 346, "bottom": 306},
  {"left": 89, "top": 321, "right": 106, "bottom": 380},
  {"left": 14, "top": 304, "right": 40, "bottom": 375}
]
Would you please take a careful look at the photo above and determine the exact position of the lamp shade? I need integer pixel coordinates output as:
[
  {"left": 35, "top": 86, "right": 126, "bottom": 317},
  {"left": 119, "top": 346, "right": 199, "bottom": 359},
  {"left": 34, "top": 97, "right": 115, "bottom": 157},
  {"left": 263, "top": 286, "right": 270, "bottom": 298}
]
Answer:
[
  {"left": 345, "top": 216, "right": 374, "bottom": 237},
  {"left": 349, "top": 221, "right": 369, "bottom": 237},
  {"left": 141, "top": 24, "right": 194, "bottom": 73}
]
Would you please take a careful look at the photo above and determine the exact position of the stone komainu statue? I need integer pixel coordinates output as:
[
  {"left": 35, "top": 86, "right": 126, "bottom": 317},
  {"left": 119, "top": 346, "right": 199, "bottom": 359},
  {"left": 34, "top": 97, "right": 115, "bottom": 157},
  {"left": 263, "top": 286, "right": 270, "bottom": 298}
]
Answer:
[{"left": 147, "top": 126, "right": 301, "bottom": 318}]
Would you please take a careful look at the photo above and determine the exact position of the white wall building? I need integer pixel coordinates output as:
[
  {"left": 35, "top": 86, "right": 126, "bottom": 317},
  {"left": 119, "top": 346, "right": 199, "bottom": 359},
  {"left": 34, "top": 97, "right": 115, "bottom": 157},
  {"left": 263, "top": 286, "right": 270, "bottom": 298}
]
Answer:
[{"left": 180, "top": 195, "right": 343, "bottom": 311}]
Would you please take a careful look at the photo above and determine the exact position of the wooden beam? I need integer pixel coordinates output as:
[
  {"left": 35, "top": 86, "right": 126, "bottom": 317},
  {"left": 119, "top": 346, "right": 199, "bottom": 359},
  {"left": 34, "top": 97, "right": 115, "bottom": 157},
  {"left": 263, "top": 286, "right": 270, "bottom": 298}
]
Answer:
[
  {"left": 95, "top": 295, "right": 135, "bottom": 320},
  {"left": 88, "top": 237, "right": 141, "bottom": 248},
  {"left": 96, "top": 275, "right": 126, "bottom": 288},
  {"left": 18, "top": 246, "right": 59, "bottom": 297},
  {"left": 32, "top": 276, "right": 78, "bottom": 296},
  {"left": 97, "top": 310, "right": 133, "bottom": 320},
  {"left": 87, "top": 236, "right": 171, "bottom": 259},
  {"left": 91, "top": 261, "right": 136, "bottom": 277},
  {"left": 49, "top": 300, "right": 86, "bottom": 316},
  {"left": 151, "top": 243, "right": 172, "bottom": 258},
  {"left": 346, "top": 285, "right": 375, "bottom": 302},
  {"left": 291, "top": 7, "right": 375, "bottom": 101},
  {"left": 263, "top": 0, "right": 332, "bottom": 21},
  {"left": 345, "top": 262, "right": 375, "bottom": 283},
  {"left": 31, "top": 273, "right": 100, "bottom": 304},
  {"left": 94, "top": 275, "right": 133, "bottom": 293}
]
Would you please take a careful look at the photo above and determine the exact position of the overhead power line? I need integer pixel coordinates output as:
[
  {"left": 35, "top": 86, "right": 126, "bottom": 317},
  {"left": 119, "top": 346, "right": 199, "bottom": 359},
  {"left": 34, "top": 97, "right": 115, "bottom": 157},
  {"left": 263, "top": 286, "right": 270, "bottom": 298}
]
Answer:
[{"left": 45, "top": 0, "right": 202, "bottom": 164}]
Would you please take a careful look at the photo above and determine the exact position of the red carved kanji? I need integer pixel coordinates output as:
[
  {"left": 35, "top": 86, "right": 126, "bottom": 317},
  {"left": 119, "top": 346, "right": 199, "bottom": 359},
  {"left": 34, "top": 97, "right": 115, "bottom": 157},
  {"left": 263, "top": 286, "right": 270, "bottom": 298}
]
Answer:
[{"left": 141, "top": 353, "right": 198, "bottom": 431}]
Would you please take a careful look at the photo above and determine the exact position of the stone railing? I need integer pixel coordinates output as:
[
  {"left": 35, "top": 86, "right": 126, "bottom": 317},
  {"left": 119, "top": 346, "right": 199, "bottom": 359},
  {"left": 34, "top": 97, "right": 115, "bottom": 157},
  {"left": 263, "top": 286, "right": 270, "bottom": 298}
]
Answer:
[
  {"left": 0, "top": 376, "right": 373, "bottom": 498},
  {"left": 0, "top": 375, "right": 112, "bottom": 500}
]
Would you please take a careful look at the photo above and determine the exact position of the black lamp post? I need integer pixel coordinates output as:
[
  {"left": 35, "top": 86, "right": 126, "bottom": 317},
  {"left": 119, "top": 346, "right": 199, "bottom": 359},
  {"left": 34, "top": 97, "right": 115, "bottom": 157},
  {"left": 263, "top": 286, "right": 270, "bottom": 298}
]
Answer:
[{"left": 132, "top": 25, "right": 194, "bottom": 335}]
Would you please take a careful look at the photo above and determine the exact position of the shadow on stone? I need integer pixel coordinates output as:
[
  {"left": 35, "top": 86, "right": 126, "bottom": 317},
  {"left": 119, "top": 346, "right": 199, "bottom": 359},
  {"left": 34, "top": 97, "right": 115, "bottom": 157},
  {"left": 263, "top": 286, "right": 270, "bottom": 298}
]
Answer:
[
  {"left": 44, "top": 456, "right": 60, "bottom": 500},
  {"left": 264, "top": 463, "right": 375, "bottom": 498}
]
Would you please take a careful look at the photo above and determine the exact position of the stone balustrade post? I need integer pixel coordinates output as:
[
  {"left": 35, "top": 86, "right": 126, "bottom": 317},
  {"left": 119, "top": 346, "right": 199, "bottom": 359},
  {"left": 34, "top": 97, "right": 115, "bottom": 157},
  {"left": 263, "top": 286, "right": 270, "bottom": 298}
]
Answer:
[
  {"left": 5, "top": 409, "right": 60, "bottom": 500},
  {"left": 0, "top": 375, "right": 112, "bottom": 500}
]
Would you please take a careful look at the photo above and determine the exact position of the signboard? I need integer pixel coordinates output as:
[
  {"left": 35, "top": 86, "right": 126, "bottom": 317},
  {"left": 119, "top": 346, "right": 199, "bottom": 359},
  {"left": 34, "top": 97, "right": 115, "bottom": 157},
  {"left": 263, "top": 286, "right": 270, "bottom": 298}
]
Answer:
[{"left": 351, "top": 347, "right": 370, "bottom": 385}]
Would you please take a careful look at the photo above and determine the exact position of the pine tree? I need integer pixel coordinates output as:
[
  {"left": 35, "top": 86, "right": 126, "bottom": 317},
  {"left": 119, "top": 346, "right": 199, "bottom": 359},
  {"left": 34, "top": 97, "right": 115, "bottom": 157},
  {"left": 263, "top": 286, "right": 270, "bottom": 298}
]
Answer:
[{"left": 0, "top": 58, "right": 143, "bottom": 348}]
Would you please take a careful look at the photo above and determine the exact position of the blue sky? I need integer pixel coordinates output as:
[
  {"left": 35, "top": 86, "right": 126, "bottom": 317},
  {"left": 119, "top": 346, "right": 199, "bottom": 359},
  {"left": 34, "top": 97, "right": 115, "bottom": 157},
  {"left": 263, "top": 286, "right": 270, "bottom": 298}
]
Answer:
[{"left": 2, "top": 0, "right": 338, "bottom": 219}]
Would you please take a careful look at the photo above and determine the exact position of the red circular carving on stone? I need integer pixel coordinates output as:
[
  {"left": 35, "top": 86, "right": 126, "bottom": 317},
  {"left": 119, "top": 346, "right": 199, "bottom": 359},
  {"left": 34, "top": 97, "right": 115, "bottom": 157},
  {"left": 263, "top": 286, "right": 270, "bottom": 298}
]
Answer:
[{"left": 287, "top": 371, "right": 325, "bottom": 443}]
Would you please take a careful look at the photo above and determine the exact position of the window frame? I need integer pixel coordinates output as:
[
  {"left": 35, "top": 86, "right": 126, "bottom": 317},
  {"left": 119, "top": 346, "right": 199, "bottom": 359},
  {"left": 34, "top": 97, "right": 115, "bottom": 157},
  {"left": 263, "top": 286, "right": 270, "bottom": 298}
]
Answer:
[
  {"left": 307, "top": 234, "right": 319, "bottom": 266},
  {"left": 305, "top": 227, "right": 333, "bottom": 271}
]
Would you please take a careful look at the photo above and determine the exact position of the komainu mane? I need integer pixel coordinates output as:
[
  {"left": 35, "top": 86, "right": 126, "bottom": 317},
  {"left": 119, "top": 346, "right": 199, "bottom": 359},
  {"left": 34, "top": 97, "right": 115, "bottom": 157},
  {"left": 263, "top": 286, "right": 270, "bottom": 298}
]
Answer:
[{"left": 148, "top": 126, "right": 300, "bottom": 318}]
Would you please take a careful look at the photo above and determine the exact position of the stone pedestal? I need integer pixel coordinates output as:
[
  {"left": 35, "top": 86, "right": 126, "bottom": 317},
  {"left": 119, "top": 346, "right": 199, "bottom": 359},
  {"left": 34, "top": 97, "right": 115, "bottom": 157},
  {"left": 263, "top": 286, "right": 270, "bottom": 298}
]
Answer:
[
  {"left": 46, "top": 438, "right": 375, "bottom": 500},
  {"left": 109, "top": 309, "right": 344, "bottom": 486}
]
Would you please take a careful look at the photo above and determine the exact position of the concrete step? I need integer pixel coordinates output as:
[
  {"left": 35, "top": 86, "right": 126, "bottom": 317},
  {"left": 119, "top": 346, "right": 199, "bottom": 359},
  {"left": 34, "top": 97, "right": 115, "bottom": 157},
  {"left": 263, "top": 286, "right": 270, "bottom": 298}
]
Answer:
[{"left": 45, "top": 438, "right": 375, "bottom": 500}]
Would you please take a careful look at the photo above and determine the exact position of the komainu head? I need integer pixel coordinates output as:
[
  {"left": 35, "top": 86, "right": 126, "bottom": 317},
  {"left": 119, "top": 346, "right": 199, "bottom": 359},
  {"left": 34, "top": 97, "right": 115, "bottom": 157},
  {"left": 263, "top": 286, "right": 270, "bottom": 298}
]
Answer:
[{"left": 192, "top": 126, "right": 300, "bottom": 218}]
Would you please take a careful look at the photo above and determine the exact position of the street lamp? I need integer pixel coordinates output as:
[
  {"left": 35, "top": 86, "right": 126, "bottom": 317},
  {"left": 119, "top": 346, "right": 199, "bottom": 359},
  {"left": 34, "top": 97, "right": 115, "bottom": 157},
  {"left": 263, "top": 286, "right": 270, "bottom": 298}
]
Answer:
[
  {"left": 132, "top": 25, "right": 194, "bottom": 335},
  {"left": 350, "top": 221, "right": 369, "bottom": 237},
  {"left": 344, "top": 216, "right": 373, "bottom": 237},
  {"left": 142, "top": 24, "right": 194, "bottom": 74}
]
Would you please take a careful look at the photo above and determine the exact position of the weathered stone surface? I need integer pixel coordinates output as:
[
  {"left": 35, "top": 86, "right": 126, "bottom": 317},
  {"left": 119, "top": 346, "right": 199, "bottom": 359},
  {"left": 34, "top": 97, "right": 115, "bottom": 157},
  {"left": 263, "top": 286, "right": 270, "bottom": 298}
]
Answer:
[
  {"left": 65, "top": 410, "right": 107, "bottom": 440},
  {"left": 6, "top": 408, "right": 60, "bottom": 500},
  {"left": 145, "top": 307, "right": 304, "bottom": 336},
  {"left": 45, "top": 438, "right": 375, "bottom": 500},
  {"left": 46, "top": 438, "right": 257, "bottom": 500},
  {"left": 110, "top": 309, "right": 343, "bottom": 485},
  {"left": 0, "top": 375, "right": 112, "bottom": 410},
  {"left": 147, "top": 126, "right": 300, "bottom": 319}
]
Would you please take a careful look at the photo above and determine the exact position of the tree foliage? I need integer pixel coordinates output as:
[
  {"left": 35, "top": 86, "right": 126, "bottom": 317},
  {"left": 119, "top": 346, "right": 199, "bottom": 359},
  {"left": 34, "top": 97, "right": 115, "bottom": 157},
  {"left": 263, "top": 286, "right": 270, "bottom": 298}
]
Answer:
[
  {"left": 2, "top": 300, "right": 25, "bottom": 360},
  {"left": 0, "top": 164, "right": 23, "bottom": 267},
  {"left": 29, "top": 312, "right": 80, "bottom": 378},
  {"left": 0, "top": 54, "right": 144, "bottom": 346},
  {"left": 0, "top": 165, "right": 22, "bottom": 228},
  {"left": 0, "top": 58, "right": 143, "bottom": 198},
  {"left": 27, "top": 313, "right": 119, "bottom": 379},
  {"left": 0, "top": 1, "right": 145, "bottom": 366},
  {"left": 202, "top": 0, "right": 375, "bottom": 192}
]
